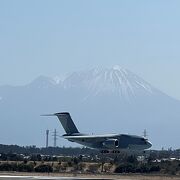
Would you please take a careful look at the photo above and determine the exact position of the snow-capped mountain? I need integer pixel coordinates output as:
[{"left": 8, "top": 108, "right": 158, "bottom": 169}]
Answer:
[
  {"left": 0, "top": 66, "right": 180, "bottom": 149},
  {"left": 63, "top": 65, "right": 154, "bottom": 101},
  {"left": 29, "top": 65, "right": 155, "bottom": 100}
]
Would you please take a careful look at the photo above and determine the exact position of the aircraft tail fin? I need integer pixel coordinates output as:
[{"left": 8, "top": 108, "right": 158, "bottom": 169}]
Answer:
[
  {"left": 43, "top": 112, "right": 79, "bottom": 135},
  {"left": 54, "top": 112, "right": 79, "bottom": 134}
]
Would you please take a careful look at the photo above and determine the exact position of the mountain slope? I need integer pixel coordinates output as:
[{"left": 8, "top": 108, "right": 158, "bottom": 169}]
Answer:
[{"left": 63, "top": 65, "right": 154, "bottom": 99}]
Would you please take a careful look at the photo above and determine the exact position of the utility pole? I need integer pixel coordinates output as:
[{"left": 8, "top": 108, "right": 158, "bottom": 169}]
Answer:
[
  {"left": 46, "top": 129, "right": 49, "bottom": 148},
  {"left": 52, "top": 129, "right": 58, "bottom": 147}
]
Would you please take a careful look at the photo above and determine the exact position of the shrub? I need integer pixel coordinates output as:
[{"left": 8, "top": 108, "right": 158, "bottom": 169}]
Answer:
[
  {"left": 114, "top": 163, "right": 136, "bottom": 173},
  {"left": 87, "top": 163, "right": 100, "bottom": 173},
  {"left": 138, "top": 164, "right": 150, "bottom": 173},
  {"left": 34, "top": 164, "right": 53, "bottom": 173},
  {"left": 17, "top": 163, "right": 34, "bottom": 172},
  {"left": 149, "top": 165, "right": 160, "bottom": 172},
  {"left": 0, "top": 163, "right": 16, "bottom": 171}
]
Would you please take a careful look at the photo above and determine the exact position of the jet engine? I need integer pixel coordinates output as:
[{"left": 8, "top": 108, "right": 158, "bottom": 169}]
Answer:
[{"left": 102, "top": 139, "right": 119, "bottom": 148}]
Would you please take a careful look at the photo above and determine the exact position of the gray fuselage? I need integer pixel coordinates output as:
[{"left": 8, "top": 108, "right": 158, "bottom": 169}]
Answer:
[{"left": 63, "top": 133, "right": 152, "bottom": 151}]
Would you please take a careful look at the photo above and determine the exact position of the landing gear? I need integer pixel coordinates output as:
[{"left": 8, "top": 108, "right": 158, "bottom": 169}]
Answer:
[
  {"left": 100, "top": 150, "right": 120, "bottom": 154},
  {"left": 112, "top": 150, "right": 120, "bottom": 154},
  {"left": 101, "top": 150, "right": 109, "bottom": 154}
]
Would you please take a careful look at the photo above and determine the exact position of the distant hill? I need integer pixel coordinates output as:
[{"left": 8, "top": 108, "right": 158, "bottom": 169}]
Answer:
[{"left": 0, "top": 65, "right": 179, "bottom": 149}]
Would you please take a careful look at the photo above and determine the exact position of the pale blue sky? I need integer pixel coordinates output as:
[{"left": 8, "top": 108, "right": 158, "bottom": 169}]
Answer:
[{"left": 0, "top": 0, "right": 180, "bottom": 99}]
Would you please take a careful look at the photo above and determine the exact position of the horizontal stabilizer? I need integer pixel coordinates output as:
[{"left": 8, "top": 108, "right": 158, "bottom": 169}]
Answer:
[
  {"left": 41, "top": 114, "right": 55, "bottom": 116},
  {"left": 42, "top": 112, "right": 79, "bottom": 135}
]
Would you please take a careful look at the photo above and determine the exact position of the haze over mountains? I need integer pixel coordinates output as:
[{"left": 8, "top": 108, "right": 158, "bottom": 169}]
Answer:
[{"left": 0, "top": 65, "right": 179, "bottom": 149}]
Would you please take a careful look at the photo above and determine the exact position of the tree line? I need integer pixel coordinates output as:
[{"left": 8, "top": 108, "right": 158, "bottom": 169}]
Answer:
[{"left": 0, "top": 144, "right": 96, "bottom": 156}]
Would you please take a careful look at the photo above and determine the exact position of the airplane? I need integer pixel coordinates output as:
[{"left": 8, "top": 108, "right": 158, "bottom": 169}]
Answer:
[{"left": 43, "top": 112, "right": 152, "bottom": 154}]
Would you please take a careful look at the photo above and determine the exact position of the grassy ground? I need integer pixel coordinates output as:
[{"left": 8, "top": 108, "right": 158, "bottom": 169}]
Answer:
[{"left": 1, "top": 160, "right": 180, "bottom": 179}]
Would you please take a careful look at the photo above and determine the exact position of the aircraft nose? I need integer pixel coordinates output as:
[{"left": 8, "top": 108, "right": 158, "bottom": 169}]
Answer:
[{"left": 147, "top": 141, "right": 152, "bottom": 148}]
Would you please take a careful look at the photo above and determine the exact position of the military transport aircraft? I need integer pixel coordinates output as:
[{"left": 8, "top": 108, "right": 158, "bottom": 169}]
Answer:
[{"left": 43, "top": 112, "right": 152, "bottom": 153}]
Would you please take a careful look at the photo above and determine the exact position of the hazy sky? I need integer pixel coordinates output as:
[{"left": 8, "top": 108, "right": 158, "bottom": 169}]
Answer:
[{"left": 1, "top": 1, "right": 180, "bottom": 99}]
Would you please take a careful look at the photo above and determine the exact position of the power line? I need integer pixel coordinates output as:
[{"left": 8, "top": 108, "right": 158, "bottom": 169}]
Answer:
[{"left": 52, "top": 129, "right": 58, "bottom": 147}]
